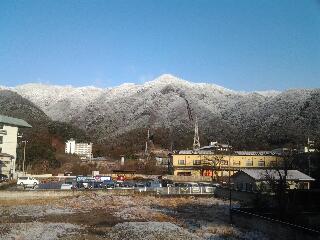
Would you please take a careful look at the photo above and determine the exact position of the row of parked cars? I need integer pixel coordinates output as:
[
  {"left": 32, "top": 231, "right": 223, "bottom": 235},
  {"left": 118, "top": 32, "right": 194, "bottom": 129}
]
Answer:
[{"left": 60, "top": 176, "right": 220, "bottom": 194}]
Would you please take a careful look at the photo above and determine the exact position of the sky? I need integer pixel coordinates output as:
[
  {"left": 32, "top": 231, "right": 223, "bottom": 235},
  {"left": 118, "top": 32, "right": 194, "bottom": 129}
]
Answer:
[{"left": 0, "top": 0, "right": 319, "bottom": 91}]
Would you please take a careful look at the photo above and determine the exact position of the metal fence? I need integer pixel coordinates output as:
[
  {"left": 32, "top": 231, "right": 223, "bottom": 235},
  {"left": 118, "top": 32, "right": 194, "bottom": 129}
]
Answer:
[{"left": 136, "top": 186, "right": 216, "bottom": 195}]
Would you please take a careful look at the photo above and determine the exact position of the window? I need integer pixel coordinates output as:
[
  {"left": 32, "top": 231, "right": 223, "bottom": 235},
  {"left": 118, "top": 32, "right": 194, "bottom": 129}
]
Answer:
[
  {"left": 258, "top": 160, "right": 265, "bottom": 167},
  {"left": 246, "top": 183, "right": 253, "bottom": 192},
  {"left": 233, "top": 160, "right": 240, "bottom": 166},
  {"left": 178, "top": 160, "right": 186, "bottom": 165},
  {"left": 246, "top": 159, "right": 253, "bottom": 166},
  {"left": 193, "top": 160, "right": 201, "bottom": 165},
  {"left": 0, "top": 136, "right": 3, "bottom": 144},
  {"left": 220, "top": 160, "right": 228, "bottom": 165},
  {"left": 0, "top": 147, "right": 2, "bottom": 153},
  {"left": 270, "top": 161, "right": 277, "bottom": 166}
]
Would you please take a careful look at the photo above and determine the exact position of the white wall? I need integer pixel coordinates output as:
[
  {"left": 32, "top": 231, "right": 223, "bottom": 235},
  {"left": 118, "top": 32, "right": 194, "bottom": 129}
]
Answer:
[
  {"left": 65, "top": 139, "right": 76, "bottom": 154},
  {"left": 0, "top": 125, "right": 18, "bottom": 175}
]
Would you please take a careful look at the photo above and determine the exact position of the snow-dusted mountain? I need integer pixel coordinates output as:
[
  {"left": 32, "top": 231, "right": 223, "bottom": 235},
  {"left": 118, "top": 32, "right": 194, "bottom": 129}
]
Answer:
[
  {"left": 6, "top": 74, "right": 276, "bottom": 121},
  {"left": 2, "top": 74, "right": 319, "bottom": 149}
]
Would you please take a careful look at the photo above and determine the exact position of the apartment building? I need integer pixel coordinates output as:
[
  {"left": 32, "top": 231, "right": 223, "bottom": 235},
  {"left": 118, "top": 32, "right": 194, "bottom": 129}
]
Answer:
[
  {"left": 0, "top": 114, "right": 32, "bottom": 177},
  {"left": 65, "top": 138, "right": 93, "bottom": 159}
]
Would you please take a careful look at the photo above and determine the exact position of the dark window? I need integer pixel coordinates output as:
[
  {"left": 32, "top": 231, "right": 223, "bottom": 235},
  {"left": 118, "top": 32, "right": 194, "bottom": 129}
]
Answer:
[
  {"left": 246, "top": 159, "right": 253, "bottom": 166},
  {"left": 178, "top": 160, "right": 186, "bottom": 165},
  {"left": 258, "top": 160, "right": 265, "bottom": 167},
  {"left": 193, "top": 160, "right": 201, "bottom": 165},
  {"left": 0, "top": 136, "right": 3, "bottom": 144}
]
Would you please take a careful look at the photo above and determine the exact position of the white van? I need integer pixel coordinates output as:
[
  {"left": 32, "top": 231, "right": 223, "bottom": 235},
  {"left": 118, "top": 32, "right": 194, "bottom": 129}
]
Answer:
[{"left": 17, "top": 177, "right": 39, "bottom": 187}]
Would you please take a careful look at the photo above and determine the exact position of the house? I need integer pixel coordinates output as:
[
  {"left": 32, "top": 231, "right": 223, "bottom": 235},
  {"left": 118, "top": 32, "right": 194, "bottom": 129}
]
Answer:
[
  {"left": 0, "top": 114, "right": 32, "bottom": 178},
  {"left": 231, "top": 169, "right": 315, "bottom": 191},
  {"left": 65, "top": 138, "right": 93, "bottom": 159}
]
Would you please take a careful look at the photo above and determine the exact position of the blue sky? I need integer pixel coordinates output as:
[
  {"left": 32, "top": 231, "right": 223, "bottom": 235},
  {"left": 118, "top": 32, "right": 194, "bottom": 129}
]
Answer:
[{"left": 0, "top": 0, "right": 319, "bottom": 91}]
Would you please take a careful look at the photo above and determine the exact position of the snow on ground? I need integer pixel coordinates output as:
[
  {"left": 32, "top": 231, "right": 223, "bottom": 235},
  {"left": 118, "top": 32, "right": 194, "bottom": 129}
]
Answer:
[
  {"left": 104, "top": 221, "right": 201, "bottom": 240},
  {"left": 0, "top": 222, "right": 80, "bottom": 240},
  {"left": 0, "top": 204, "right": 75, "bottom": 217},
  {"left": 0, "top": 194, "right": 269, "bottom": 240}
]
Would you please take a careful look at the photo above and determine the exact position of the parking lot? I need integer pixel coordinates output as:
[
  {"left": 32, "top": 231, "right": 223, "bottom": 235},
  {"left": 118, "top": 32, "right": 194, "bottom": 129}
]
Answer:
[{"left": 12, "top": 176, "right": 219, "bottom": 195}]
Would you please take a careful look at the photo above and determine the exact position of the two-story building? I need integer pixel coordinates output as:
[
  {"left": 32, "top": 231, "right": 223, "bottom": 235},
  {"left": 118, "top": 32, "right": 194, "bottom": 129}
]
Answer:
[
  {"left": 0, "top": 114, "right": 32, "bottom": 178},
  {"left": 171, "top": 148, "right": 283, "bottom": 178}
]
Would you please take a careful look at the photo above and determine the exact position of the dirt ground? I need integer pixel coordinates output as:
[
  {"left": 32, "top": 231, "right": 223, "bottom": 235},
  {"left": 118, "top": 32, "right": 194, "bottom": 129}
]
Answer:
[{"left": 0, "top": 193, "right": 269, "bottom": 240}]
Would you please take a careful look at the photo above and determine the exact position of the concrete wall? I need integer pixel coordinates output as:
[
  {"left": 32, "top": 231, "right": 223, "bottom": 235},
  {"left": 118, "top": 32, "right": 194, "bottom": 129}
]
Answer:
[{"left": 231, "top": 209, "right": 320, "bottom": 240}]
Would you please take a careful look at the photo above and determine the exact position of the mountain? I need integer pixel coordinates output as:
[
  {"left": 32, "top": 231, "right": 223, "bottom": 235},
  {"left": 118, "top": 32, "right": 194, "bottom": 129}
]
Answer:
[
  {"left": 0, "top": 89, "right": 90, "bottom": 170},
  {"left": 2, "top": 74, "right": 320, "bottom": 152}
]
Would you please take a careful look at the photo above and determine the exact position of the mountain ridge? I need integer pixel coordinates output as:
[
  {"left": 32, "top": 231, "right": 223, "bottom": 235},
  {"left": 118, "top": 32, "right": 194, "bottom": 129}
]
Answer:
[{"left": 1, "top": 74, "right": 319, "bottom": 151}]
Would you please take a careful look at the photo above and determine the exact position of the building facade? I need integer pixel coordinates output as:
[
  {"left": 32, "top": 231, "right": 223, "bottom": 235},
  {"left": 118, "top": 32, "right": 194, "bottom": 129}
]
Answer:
[
  {"left": 0, "top": 115, "right": 32, "bottom": 177},
  {"left": 65, "top": 139, "right": 93, "bottom": 159},
  {"left": 171, "top": 150, "right": 283, "bottom": 178}
]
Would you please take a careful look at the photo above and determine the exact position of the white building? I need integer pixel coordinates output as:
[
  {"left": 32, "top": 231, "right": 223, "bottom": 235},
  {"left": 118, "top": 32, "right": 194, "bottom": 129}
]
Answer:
[
  {"left": 65, "top": 138, "right": 92, "bottom": 159},
  {"left": 0, "top": 114, "right": 32, "bottom": 178}
]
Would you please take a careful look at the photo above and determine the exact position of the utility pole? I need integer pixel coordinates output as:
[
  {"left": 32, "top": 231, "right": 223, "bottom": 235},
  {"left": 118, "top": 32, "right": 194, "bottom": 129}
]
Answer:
[{"left": 22, "top": 140, "right": 27, "bottom": 175}]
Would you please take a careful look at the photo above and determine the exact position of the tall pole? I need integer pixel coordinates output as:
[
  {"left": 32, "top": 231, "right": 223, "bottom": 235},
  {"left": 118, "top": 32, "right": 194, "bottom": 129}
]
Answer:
[
  {"left": 228, "top": 141, "right": 232, "bottom": 223},
  {"left": 22, "top": 140, "right": 26, "bottom": 175}
]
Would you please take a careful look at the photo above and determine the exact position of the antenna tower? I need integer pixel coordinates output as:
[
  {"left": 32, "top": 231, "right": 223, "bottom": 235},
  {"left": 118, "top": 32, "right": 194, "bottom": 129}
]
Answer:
[
  {"left": 145, "top": 129, "right": 150, "bottom": 155},
  {"left": 193, "top": 117, "right": 200, "bottom": 150}
]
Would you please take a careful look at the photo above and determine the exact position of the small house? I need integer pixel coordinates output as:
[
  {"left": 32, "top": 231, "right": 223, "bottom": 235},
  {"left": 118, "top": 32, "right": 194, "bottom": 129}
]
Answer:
[{"left": 231, "top": 169, "right": 315, "bottom": 192}]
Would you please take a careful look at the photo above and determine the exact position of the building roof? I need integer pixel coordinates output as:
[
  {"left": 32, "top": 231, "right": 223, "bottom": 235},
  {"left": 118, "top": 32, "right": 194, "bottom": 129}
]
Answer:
[
  {"left": 173, "top": 150, "right": 282, "bottom": 156},
  {"left": 0, "top": 153, "right": 14, "bottom": 159},
  {"left": 236, "top": 169, "right": 315, "bottom": 181},
  {"left": 234, "top": 151, "right": 281, "bottom": 156},
  {"left": 0, "top": 114, "right": 32, "bottom": 128}
]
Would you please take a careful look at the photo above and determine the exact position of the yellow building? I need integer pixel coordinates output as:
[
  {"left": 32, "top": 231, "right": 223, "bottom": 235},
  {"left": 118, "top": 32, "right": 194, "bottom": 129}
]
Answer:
[{"left": 171, "top": 150, "right": 283, "bottom": 178}]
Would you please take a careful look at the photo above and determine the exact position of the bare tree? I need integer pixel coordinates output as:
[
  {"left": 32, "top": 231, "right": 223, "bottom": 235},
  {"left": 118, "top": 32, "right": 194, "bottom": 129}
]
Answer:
[
  {"left": 202, "top": 154, "right": 225, "bottom": 182},
  {"left": 263, "top": 150, "right": 295, "bottom": 218}
]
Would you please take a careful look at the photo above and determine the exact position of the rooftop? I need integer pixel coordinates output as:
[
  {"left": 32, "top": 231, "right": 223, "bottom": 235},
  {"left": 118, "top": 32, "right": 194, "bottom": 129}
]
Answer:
[
  {"left": 0, "top": 114, "right": 32, "bottom": 128},
  {"left": 236, "top": 169, "right": 315, "bottom": 181}
]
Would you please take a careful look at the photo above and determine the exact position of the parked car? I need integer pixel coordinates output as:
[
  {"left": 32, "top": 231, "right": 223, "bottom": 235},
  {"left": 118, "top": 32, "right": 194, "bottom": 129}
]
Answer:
[
  {"left": 101, "top": 180, "right": 115, "bottom": 189},
  {"left": 135, "top": 182, "right": 147, "bottom": 192},
  {"left": 146, "top": 180, "right": 162, "bottom": 188},
  {"left": 17, "top": 177, "right": 39, "bottom": 187},
  {"left": 0, "top": 174, "right": 8, "bottom": 182},
  {"left": 60, "top": 183, "right": 73, "bottom": 190},
  {"left": 120, "top": 181, "right": 135, "bottom": 189}
]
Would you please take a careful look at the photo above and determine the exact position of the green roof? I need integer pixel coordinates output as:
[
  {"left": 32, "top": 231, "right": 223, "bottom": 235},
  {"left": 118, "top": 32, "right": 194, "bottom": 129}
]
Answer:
[{"left": 0, "top": 114, "right": 32, "bottom": 128}]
